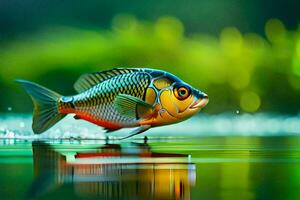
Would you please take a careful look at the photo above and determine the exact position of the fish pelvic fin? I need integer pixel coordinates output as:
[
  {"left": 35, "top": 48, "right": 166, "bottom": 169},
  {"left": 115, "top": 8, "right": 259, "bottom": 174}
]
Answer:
[
  {"left": 17, "top": 80, "right": 66, "bottom": 134},
  {"left": 119, "top": 125, "right": 151, "bottom": 140}
]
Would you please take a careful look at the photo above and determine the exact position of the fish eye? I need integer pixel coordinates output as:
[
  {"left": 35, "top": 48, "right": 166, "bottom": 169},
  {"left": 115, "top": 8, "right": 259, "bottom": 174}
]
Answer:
[{"left": 174, "top": 86, "right": 190, "bottom": 100}]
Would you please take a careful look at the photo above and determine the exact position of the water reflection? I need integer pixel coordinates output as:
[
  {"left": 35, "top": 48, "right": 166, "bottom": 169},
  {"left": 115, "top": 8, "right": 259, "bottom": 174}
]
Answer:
[{"left": 28, "top": 141, "right": 196, "bottom": 200}]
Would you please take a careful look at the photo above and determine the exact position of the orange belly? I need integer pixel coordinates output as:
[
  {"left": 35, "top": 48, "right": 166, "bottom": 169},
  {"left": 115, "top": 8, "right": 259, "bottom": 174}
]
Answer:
[{"left": 74, "top": 111, "right": 123, "bottom": 129}]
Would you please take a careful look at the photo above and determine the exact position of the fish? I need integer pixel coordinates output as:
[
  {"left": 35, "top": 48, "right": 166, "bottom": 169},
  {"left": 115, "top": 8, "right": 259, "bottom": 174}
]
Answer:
[{"left": 17, "top": 68, "right": 209, "bottom": 139}]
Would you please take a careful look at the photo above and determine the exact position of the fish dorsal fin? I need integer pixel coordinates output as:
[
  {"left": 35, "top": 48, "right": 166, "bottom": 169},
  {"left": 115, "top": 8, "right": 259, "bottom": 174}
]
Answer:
[
  {"left": 114, "top": 94, "right": 154, "bottom": 119},
  {"left": 74, "top": 68, "right": 139, "bottom": 93}
]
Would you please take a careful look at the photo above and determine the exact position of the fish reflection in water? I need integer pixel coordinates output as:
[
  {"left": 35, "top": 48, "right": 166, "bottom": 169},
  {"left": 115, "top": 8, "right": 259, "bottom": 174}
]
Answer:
[{"left": 28, "top": 141, "right": 196, "bottom": 200}]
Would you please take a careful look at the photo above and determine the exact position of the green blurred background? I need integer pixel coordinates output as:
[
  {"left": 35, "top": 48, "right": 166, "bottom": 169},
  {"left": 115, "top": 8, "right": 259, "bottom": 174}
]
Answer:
[{"left": 1, "top": 0, "right": 300, "bottom": 114}]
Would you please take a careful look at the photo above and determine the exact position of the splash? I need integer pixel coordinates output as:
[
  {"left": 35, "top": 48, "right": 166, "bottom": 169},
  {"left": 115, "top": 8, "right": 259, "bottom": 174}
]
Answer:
[{"left": 0, "top": 113, "right": 300, "bottom": 139}]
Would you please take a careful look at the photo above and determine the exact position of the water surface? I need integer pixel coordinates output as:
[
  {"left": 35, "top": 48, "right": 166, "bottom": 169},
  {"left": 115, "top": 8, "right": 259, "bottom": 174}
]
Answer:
[{"left": 0, "top": 136, "right": 300, "bottom": 200}]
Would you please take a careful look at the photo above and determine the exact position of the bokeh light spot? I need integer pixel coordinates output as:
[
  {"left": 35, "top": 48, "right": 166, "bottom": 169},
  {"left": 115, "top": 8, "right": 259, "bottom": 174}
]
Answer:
[
  {"left": 240, "top": 91, "right": 261, "bottom": 112},
  {"left": 112, "top": 14, "right": 137, "bottom": 33},
  {"left": 265, "top": 18, "right": 286, "bottom": 43},
  {"left": 155, "top": 16, "right": 184, "bottom": 44},
  {"left": 220, "top": 27, "right": 243, "bottom": 57},
  {"left": 229, "top": 70, "right": 250, "bottom": 90}
]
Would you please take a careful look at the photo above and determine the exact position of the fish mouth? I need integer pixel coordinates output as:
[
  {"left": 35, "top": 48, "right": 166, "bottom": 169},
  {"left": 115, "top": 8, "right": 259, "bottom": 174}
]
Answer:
[{"left": 189, "top": 96, "right": 209, "bottom": 109}]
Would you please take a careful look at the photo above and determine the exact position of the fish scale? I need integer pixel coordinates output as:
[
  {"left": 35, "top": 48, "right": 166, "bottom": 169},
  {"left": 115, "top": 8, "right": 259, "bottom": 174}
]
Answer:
[{"left": 72, "top": 72, "right": 151, "bottom": 126}]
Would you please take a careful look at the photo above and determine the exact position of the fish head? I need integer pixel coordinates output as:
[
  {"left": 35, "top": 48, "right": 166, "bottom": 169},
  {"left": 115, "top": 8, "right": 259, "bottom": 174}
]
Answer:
[
  {"left": 143, "top": 69, "right": 209, "bottom": 126},
  {"left": 158, "top": 81, "right": 209, "bottom": 122}
]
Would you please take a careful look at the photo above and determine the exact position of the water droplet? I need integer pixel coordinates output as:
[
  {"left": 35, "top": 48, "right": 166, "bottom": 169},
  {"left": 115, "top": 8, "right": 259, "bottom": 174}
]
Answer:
[
  {"left": 236, "top": 110, "right": 240, "bottom": 114},
  {"left": 7, "top": 107, "right": 12, "bottom": 111}
]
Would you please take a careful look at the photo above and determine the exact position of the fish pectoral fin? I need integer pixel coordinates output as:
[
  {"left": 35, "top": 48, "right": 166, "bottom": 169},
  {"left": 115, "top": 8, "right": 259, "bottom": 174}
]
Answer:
[
  {"left": 114, "top": 94, "right": 154, "bottom": 119},
  {"left": 120, "top": 125, "right": 151, "bottom": 140}
]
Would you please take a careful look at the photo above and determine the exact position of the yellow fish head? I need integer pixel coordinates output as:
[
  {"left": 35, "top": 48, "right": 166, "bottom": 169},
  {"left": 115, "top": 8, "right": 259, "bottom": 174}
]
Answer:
[
  {"left": 142, "top": 70, "right": 209, "bottom": 126},
  {"left": 159, "top": 82, "right": 209, "bottom": 123}
]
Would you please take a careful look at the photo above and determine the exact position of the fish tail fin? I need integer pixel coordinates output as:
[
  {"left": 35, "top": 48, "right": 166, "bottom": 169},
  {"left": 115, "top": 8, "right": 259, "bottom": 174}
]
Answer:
[{"left": 17, "top": 80, "right": 66, "bottom": 134}]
